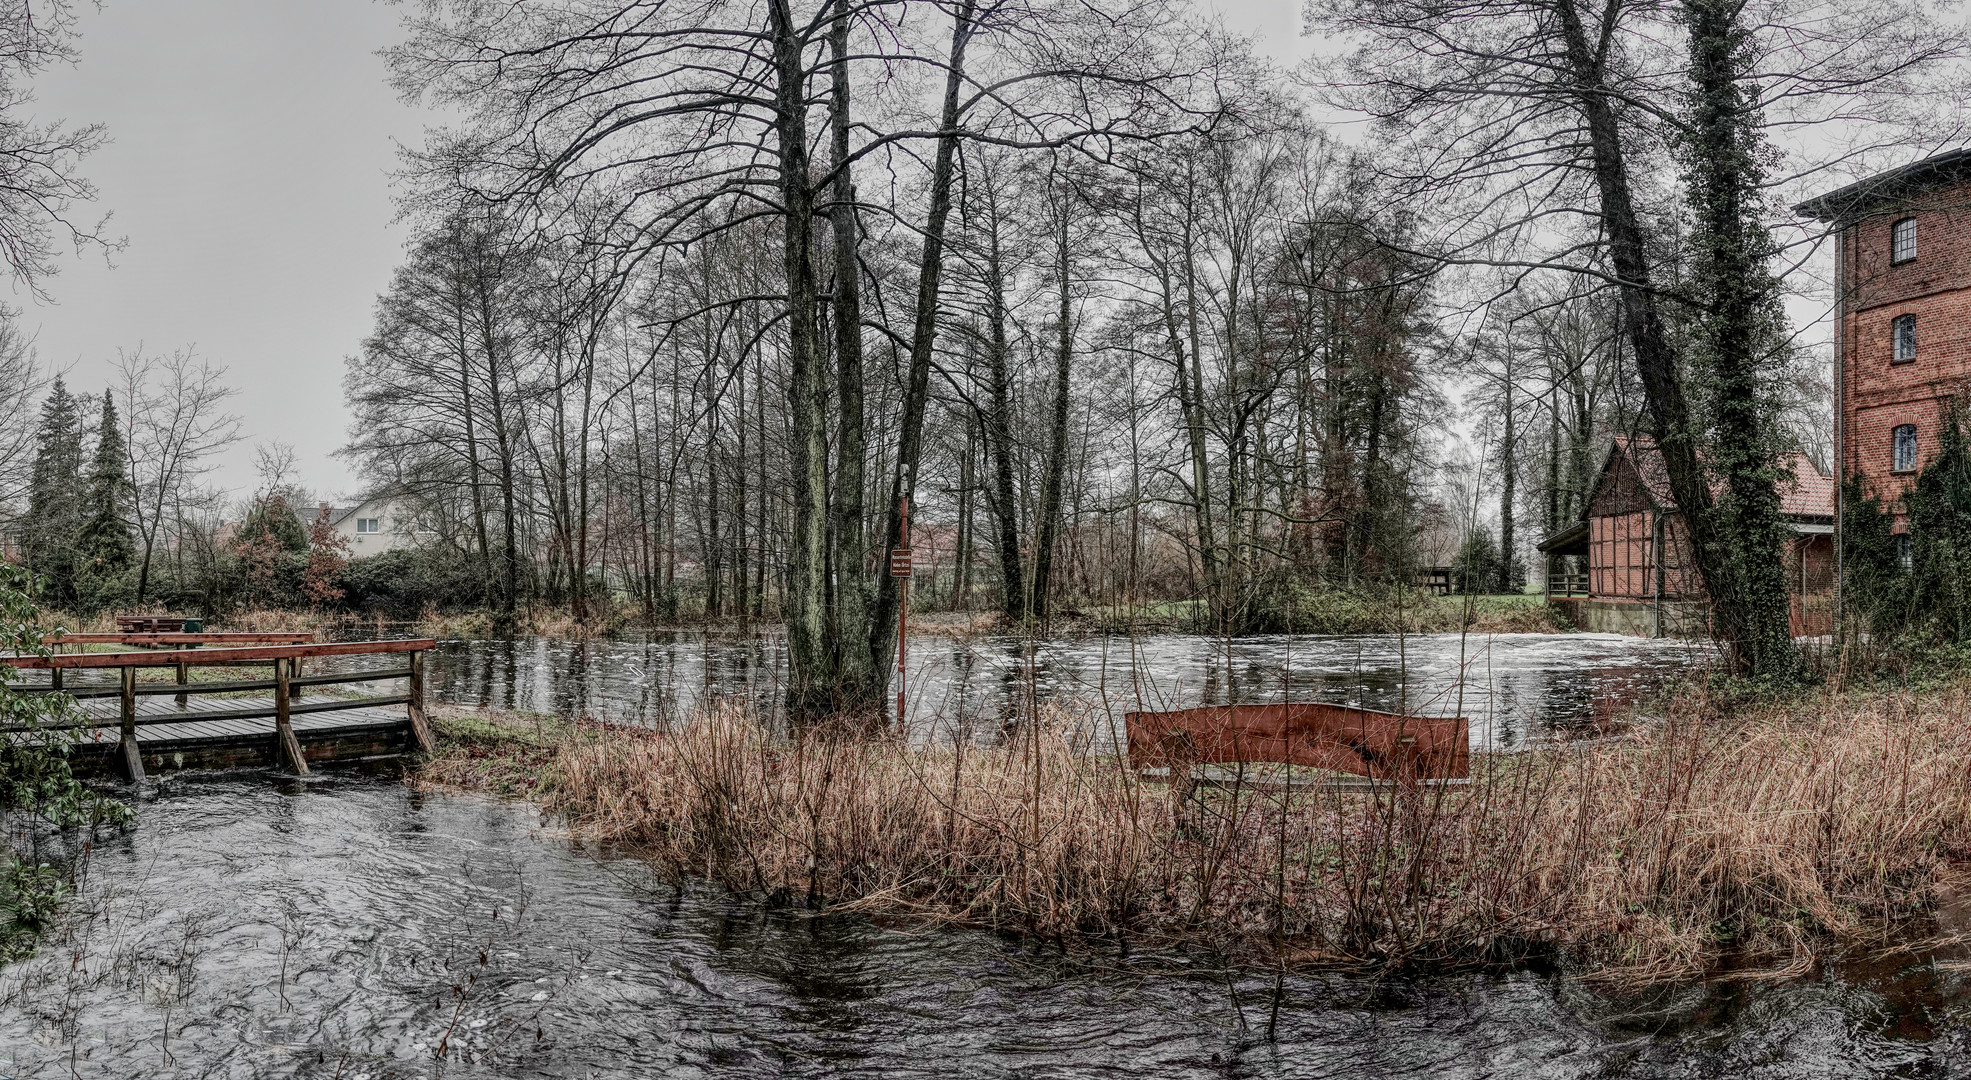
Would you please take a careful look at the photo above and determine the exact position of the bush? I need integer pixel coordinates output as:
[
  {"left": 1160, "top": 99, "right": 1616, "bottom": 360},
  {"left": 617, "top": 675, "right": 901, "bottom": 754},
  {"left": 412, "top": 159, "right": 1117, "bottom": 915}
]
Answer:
[
  {"left": 1846, "top": 404, "right": 1971, "bottom": 645},
  {"left": 336, "top": 546, "right": 486, "bottom": 616},
  {"left": 0, "top": 562, "right": 133, "bottom": 960}
]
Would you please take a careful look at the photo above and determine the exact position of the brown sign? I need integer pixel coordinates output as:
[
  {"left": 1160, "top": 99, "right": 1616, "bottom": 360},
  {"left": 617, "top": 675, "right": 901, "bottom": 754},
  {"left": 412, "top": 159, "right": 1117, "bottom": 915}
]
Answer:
[
  {"left": 1125, "top": 702, "right": 1470, "bottom": 781},
  {"left": 890, "top": 548, "right": 912, "bottom": 577}
]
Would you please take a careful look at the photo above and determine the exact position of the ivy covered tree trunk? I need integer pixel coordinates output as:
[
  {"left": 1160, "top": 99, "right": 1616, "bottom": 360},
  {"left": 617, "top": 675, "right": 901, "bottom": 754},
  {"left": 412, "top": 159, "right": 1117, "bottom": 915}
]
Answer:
[
  {"left": 1680, "top": 0, "right": 1798, "bottom": 679},
  {"left": 1555, "top": 0, "right": 1795, "bottom": 679}
]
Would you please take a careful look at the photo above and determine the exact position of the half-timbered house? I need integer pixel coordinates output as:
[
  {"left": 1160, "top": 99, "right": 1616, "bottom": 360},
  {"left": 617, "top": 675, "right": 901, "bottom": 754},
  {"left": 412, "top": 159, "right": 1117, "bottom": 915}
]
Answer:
[{"left": 1538, "top": 437, "right": 1835, "bottom": 637}]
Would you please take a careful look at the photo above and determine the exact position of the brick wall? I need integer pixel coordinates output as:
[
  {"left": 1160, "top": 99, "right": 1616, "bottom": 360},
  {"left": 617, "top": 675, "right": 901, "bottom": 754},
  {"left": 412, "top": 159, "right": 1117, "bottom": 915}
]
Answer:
[{"left": 1841, "top": 181, "right": 1971, "bottom": 507}]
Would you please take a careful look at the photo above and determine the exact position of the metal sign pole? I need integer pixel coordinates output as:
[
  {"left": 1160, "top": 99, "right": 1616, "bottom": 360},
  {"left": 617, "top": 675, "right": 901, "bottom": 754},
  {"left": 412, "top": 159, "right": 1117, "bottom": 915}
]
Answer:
[{"left": 894, "top": 497, "right": 911, "bottom": 727}]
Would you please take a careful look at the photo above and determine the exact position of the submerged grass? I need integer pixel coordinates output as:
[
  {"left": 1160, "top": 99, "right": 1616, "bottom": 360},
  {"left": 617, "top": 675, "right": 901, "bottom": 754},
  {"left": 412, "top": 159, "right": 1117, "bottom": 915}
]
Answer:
[{"left": 418, "top": 681, "right": 1971, "bottom": 984}]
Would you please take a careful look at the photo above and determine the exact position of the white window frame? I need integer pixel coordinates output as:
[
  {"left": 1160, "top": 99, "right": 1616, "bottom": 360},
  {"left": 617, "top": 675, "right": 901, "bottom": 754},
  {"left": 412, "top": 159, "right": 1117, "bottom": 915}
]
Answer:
[
  {"left": 1892, "top": 217, "right": 1917, "bottom": 264},
  {"left": 356, "top": 517, "right": 381, "bottom": 534},
  {"left": 1893, "top": 424, "right": 1918, "bottom": 474},
  {"left": 1893, "top": 314, "right": 1917, "bottom": 364}
]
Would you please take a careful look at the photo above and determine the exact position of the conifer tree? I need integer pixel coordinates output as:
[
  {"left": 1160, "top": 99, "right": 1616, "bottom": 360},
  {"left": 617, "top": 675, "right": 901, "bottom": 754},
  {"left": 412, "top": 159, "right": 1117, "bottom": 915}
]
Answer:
[
  {"left": 74, "top": 390, "right": 133, "bottom": 611},
  {"left": 22, "top": 377, "right": 83, "bottom": 607}
]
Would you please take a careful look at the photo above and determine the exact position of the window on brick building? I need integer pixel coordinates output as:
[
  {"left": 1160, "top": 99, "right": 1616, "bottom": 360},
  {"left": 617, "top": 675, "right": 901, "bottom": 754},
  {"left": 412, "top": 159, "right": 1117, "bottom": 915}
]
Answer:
[
  {"left": 1892, "top": 217, "right": 1917, "bottom": 264},
  {"left": 1893, "top": 314, "right": 1917, "bottom": 363},
  {"left": 1894, "top": 424, "right": 1918, "bottom": 473},
  {"left": 1898, "top": 533, "right": 1913, "bottom": 571}
]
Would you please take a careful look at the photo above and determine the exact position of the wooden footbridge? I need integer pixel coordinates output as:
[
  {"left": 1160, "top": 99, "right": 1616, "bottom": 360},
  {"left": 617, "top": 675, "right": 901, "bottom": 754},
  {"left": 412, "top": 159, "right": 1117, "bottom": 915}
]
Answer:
[{"left": 2, "top": 633, "right": 438, "bottom": 780}]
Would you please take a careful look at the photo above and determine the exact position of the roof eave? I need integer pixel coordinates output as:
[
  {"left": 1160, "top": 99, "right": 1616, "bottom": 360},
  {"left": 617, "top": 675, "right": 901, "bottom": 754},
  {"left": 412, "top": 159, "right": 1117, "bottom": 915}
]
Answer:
[{"left": 1795, "top": 148, "right": 1971, "bottom": 223}]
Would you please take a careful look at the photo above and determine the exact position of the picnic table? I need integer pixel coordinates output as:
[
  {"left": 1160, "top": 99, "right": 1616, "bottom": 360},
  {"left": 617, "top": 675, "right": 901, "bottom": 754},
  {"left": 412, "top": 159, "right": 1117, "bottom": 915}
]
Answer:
[{"left": 116, "top": 615, "right": 200, "bottom": 633}]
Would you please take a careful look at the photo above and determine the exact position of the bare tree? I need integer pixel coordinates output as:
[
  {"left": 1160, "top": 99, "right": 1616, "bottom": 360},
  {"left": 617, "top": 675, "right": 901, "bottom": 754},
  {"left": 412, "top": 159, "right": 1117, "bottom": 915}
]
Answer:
[
  {"left": 0, "top": 1, "right": 115, "bottom": 295},
  {"left": 116, "top": 348, "right": 242, "bottom": 604}
]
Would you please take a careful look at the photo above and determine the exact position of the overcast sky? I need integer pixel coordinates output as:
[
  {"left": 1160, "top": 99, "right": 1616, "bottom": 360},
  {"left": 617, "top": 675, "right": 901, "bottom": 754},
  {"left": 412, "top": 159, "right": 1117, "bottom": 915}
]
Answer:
[{"left": 20, "top": 0, "right": 1312, "bottom": 501}]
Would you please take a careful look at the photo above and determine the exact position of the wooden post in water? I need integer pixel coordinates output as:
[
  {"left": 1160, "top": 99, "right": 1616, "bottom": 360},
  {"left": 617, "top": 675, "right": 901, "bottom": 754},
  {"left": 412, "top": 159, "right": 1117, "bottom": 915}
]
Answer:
[
  {"left": 275, "top": 656, "right": 310, "bottom": 775},
  {"left": 118, "top": 664, "right": 144, "bottom": 782},
  {"left": 407, "top": 649, "right": 436, "bottom": 753},
  {"left": 175, "top": 660, "right": 189, "bottom": 707}
]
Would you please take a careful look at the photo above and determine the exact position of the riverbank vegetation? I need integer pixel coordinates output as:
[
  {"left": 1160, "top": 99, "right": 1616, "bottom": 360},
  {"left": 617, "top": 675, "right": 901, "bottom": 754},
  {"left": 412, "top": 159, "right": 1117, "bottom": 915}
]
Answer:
[
  {"left": 0, "top": 567, "right": 131, "bottom": 961},
  {"left": 420, "top": 675, "right": 1971, "bottom": 984}
]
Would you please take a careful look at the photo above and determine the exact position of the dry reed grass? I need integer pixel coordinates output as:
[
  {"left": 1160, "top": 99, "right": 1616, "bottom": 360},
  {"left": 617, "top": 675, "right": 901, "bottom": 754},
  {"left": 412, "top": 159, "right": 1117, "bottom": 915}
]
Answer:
[{"left": 423, "top": 685, "right": 1971, "bottom": 983}]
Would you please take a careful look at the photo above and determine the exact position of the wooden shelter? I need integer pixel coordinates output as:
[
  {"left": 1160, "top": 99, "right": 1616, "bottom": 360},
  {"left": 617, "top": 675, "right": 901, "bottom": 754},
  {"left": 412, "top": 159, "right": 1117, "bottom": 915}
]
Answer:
[{"left": 1538, "top": 437, "right": 1835, "bottom": 637}]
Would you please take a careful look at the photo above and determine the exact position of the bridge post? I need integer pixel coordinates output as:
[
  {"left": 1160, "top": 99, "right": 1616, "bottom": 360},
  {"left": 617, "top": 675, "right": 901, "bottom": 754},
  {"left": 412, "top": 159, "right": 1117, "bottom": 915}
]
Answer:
[
  {"left": 275, "top": 657, "right": 310, "bottom": 775},
  {"left": 406, "top": 650, "right": 435, "bottom": 754},
  {"left": 118, "top": 665, "right": 144, "bottom": 782}
]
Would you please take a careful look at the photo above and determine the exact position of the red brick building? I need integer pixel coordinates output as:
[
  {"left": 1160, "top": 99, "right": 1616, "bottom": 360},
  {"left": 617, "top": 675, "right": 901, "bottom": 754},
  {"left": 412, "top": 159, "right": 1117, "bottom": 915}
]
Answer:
[
  {"left": 1540, "top": 438, "right": 1834, "bottom": 637},
  {"left": 1799, "top": 149, "right": 1971, "bottom": 507}
]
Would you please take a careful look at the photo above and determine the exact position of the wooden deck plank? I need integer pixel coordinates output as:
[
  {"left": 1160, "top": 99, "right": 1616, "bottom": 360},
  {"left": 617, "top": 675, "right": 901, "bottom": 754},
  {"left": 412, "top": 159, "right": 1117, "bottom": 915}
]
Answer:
[
  {"left": 70, "top": 700, "right": 409, "bottom": 743},
  {"left": 47, "top": 656, "right": 417, "bottom": 779}
]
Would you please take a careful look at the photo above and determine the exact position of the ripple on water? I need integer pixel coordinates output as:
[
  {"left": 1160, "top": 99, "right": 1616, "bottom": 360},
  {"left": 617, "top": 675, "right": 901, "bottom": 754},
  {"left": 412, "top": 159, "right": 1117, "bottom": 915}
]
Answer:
[
  {"left": 0, "top": 772, "right": 1965, "bottom": 1078},
  {"left": 305, "top": 631, "right": 1702, "bottom": 752}
]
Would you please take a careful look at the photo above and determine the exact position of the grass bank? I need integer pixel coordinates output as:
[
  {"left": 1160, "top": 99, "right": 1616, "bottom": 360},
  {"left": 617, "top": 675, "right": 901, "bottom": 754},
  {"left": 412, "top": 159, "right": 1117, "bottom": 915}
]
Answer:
[
  {"left": 414, "top": 681, "right": 1971, "bottom": 984},
  {"left": 38, "top": 591, "right": 1570, "bottom": 643}
]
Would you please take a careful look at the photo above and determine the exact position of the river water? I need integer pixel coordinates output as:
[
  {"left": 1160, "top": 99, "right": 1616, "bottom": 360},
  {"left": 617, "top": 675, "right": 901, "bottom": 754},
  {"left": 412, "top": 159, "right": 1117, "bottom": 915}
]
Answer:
[
  {"left": 15, "top": 630, "right": 1955, "bottom": 1077},
  {"left": 5, "top": 772, "right": 1969, "bottom": 1079},
  {"left": 394, "top": 631, "right": 1701, "bottom": 750}
]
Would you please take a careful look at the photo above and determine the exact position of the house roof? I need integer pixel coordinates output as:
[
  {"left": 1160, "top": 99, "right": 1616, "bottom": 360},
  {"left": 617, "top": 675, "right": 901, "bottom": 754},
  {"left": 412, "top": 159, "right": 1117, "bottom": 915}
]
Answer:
[
  {"left": 1609, "top": 436, "right": 1834, "bottom": 519},
  {"left": 1794, "top": 148, "right": 1971, "bottom": 223},
  {"left": 323, "top": 495, "right": 398, "bottom": 527},
  {"left": 1536, "top": 519, "right": 1588, "bottom": 553}
]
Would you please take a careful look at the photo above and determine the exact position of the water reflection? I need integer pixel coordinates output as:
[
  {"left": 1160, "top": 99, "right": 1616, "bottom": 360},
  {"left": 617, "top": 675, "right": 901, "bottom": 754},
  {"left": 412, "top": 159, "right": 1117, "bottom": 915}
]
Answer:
[{"left": 325, "top": 631, "right": 1698, "bottom": 751}]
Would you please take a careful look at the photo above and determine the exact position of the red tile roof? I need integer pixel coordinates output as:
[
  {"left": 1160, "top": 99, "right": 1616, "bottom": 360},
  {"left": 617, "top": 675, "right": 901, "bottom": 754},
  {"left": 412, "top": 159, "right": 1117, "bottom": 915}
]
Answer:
[{"left": 1611, "top": 436, "right": 1833, "bottom": 519}]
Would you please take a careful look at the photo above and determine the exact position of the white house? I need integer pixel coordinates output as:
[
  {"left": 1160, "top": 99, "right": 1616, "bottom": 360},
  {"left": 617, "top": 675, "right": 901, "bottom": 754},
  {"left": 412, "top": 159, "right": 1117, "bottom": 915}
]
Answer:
[{"left": 319, "top": 497, "right": 427, "bottom": 556}]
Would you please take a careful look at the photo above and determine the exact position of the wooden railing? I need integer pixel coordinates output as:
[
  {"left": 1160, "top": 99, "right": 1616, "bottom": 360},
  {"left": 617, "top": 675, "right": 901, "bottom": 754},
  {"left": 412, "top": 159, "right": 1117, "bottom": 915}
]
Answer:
[
  {"left": 2, "top": 639, "right": 437, "bottom": 781},
  {"left": 1547, "top": 571, "right": 1590, "bottom": 597},
  {"left": 45, "top": 632, "right": 314, "bottom": 648}
]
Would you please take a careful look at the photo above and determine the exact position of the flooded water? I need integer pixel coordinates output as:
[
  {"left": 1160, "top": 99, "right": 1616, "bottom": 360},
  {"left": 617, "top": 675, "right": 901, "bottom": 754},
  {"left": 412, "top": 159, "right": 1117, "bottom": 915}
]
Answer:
[
  {"left": 395, "top": 631, "right": 1699, "bottom": 750},
  {"left": 5, "top": 773, "right": 1968, "bottom": 1079}
]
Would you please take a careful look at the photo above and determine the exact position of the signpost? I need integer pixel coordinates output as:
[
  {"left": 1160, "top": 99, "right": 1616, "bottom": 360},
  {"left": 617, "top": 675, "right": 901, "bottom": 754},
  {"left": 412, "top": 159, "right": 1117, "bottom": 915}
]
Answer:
[{"left": 891, "top": 497, "right": 911, "bottom": 727}]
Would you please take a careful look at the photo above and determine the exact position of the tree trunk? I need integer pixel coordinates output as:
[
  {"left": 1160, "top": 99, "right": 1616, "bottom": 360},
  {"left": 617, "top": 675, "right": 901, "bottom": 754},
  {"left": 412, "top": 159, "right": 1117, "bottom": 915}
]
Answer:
[
  {"left": 1498, "top": 363, "right": 1516, "bottom": 592},
  {"left": 984, "top": 218, "right": 1026, "bottom": 623},
  {"left": 771, "top": 0, "right": 832, "bottom": 716},
  {"left": 1030, "top": 179, "right": 1075, "bottom": 623},
  {"left": 827, "top": 2, "right": 875, "bottom": 711},
  {"left": 1678, "top": 0, "right": 1797, "bottom": 676},
  {"left": 1555, "top": 0, "right": 1791, "bottom": 676},
  {"left": 869, "top": 0, "right": 977, "bottom": 674}
]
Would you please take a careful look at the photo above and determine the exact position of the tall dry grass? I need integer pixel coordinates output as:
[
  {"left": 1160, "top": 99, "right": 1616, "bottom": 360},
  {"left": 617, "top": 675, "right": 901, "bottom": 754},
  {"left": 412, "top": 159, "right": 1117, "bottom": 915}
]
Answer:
[{"left": 438, "top": 685, "right": 1971, "bottom": 983}]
